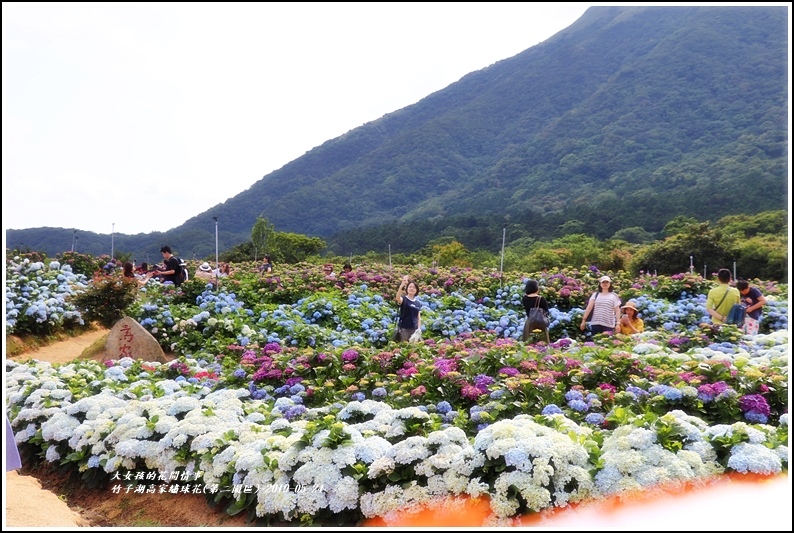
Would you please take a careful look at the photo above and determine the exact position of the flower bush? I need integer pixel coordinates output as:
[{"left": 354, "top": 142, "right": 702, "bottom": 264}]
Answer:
[{"left": 5, "top": 255, "right": 88, "bottom": 335}]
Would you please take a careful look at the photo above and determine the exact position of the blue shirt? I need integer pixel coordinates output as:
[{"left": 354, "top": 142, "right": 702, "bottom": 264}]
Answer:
[{"left": 742, "top": 287, "right": 764, "bottom": 320}]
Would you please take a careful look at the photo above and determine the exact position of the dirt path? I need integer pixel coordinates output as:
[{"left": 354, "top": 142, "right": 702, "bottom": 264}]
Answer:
[
  {"left": 6, "top": 329, "right": 109, "bottom": 527},
  {"left": 5, "top": 329, "right": 249, "bottom": 528},
  {"left": 8, "top": 328, "right": 109, "bottom": 365}
]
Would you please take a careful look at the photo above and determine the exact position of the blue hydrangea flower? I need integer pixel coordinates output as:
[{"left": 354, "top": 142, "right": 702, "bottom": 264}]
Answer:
[
  {"left": 436, "top": 401, "right": 452, "bottom": 414},
  {"left": 372, "top": 387, "right": 387, "bottom": 398},
  {"left": 542, "top": 404, "right": 563, "bottom": 415}
]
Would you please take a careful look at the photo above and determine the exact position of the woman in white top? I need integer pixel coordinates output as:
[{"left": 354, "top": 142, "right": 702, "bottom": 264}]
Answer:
[{"left": 579, "top": 275, "right": 621, "bottom": 335}]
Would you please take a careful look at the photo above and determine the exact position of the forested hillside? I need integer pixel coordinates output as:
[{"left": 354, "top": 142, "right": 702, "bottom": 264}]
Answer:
[{"left": 7, "top": 6, "right": 788, "bottom": 260}]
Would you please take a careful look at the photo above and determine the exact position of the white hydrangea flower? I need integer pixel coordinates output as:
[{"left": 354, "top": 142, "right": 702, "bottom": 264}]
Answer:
[{"left": 727, "top": 442, "right": 783, "bottom": 475}]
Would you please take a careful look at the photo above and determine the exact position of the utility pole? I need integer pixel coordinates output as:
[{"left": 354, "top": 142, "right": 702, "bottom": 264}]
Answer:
[
  {"left": 213, "top": 216, "right": 219, "bottom": 287},
  {"left": 499, "top": 224, "right": 507, "bottom": 288}
]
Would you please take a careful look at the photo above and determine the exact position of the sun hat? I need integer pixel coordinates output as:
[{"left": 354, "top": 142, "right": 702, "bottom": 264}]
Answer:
[
  {"left": 199, "top": 262, "right": 212, "bottom": 272},
  {"left": 323, "top": 263, "right": 333, "bottom": 270},
  {"left": 599, "top": 275, "right": 612, "bottom": 283},
  {"left": 621, "top": 300, "right": 639, "bottom": 313}
]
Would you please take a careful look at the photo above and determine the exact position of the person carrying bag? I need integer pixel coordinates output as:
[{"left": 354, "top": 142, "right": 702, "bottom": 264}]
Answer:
[{"left": 521, "top": 279, "right": 550, "bottom": 343}]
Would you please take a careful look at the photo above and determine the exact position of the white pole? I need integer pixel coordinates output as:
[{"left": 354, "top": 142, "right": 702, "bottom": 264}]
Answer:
[
  {"left": 388, "top": 245, "right": 392, "bottom": 269},
  {"left": 111, "top": 222, "right": 115, "bottom": 260},
  {"left": 499, "top": 224, "right": 506, "bottom": 288},
  {"left": 733, "top": 261, "right": 737, "bottom": 281},
  {"left": 71, "top": 229, "right": 76, "bottom": 252},
  {"left": 213, "top": 217, "right": 219, "bottom": 286},
  {"left": 689, "top": 255, "right": 694, "bottom": 274}
]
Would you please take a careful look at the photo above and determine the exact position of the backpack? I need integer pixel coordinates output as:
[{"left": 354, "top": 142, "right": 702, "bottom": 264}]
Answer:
[
  {"left": 725, "top": 303, "right": 746, "bottom": 327},
  {"left": 174, "top": 257, "right": 188, "bottom": 284}
]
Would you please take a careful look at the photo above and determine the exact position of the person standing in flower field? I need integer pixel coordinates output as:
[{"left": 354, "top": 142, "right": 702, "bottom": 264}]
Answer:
[
  {"left": 521, "top": 279, "right": 550, "bottom": 343},
  {"left": 736, "top": 279, "right": 767, "bottom": 335},
  {"left": 260, "top": 255, "right": 273, "bottom": 274},
  {"left": 579, "top": 275, "right": 621, "bottom": 335},
  {"left": 395, "top": 275, "right": 422, "bottom": 342},
  {"left": 705, "top": 268, "right": 741, "bottom": 326}
]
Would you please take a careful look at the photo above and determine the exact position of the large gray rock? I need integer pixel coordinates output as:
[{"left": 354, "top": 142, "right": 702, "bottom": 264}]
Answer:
[{"left": 103, "top": 317, "right": 168, "bottom": 363}]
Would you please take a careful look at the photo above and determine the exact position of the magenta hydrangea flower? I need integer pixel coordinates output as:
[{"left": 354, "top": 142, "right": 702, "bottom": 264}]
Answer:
[
  {"left": 342, "top": 349, "right": 359, "bottom": 363},
  {"left": 461, "top": 384, "right": 484, "bottom": 400},
  {"left": 263, "top": 342, "right": 282, "bottom": 354},
  {"left": 739, "top": 394, "right": 770, "bottom": 417},
  {"left": 598, "top": 383, "right": 617, "bottom": 394}
]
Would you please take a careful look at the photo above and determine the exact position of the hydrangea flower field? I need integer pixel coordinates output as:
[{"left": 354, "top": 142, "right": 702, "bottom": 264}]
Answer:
[{"left": 5, "top": 256, "right": 789, "bottom": 526}]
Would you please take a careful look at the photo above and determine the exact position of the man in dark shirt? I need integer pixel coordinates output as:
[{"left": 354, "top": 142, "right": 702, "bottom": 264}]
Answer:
[{"left": 148, "top": 246, "right": 182, "bottom": 285}]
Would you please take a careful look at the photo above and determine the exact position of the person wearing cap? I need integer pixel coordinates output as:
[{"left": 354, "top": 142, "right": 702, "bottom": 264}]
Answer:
[
  {"left": 579, "top": 275, "right": 621, "bottom": 335},
  {"left": 616, "top": 300, "right": 644, "bottom": 335},
  {"left": 323, "top": 263, "right": 336, "bottom": 279},
  {"left": 195, "top": 261, "right": 215, "bottom": 282}
]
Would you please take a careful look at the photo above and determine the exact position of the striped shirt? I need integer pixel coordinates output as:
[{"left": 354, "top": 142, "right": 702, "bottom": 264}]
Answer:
[{"left": 589, "top": 292, "right": 621, "bottom": 328}]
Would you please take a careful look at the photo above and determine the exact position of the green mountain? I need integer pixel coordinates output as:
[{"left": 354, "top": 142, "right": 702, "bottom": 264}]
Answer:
[{"left": 7, "top": 6, "right": 788, "bottom": 260}]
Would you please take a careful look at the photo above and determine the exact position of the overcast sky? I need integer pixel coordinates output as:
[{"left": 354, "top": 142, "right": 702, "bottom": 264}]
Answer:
[{"left": 2, "top": 2, "right": 596, "bottom": 238}]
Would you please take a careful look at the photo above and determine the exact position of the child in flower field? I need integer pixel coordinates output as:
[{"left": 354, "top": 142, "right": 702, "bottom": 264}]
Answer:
[{"left": 736, "top": 279, "right": 766, "bottom": 335}]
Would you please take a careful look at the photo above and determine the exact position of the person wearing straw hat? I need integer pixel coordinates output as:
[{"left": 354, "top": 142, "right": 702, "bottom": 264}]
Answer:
[
  {"left": 195, "top": 261, "right": 215, "bottom": 282},
  {"left": 616, "top": 300, "right": 644, "bottom": 335}
]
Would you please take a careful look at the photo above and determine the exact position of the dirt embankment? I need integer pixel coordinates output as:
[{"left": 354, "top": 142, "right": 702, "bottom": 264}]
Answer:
[{"left": 5, "top": 328, "right": 247, "bottom": 528}]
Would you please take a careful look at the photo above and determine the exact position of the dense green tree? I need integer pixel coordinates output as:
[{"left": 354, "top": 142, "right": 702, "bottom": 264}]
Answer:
[
  {"left": 662, "top": 216, "right": 700, "bottom": 237},
  {"left": 630, "top": 222, "right": 738, "bottom": 276},
  {"left": 717, "top": 210, "right": 787, "bottom": 239},
  {"left": 733, "top": 235, "right": 788, "bottom": 281},
  {"left": 611, "top": 227, "right": 656, "bottom": 244},
  {"left": 269, "top": 233, "right": 326, "bottom": 264},
  {"left": 251, "top": 216, "right": 275, "bottom": 262}
]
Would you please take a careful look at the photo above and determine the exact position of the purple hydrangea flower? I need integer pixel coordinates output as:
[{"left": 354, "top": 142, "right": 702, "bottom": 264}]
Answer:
[{"left": 739, "top": 394, "right": 770, "bottom": 417}]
